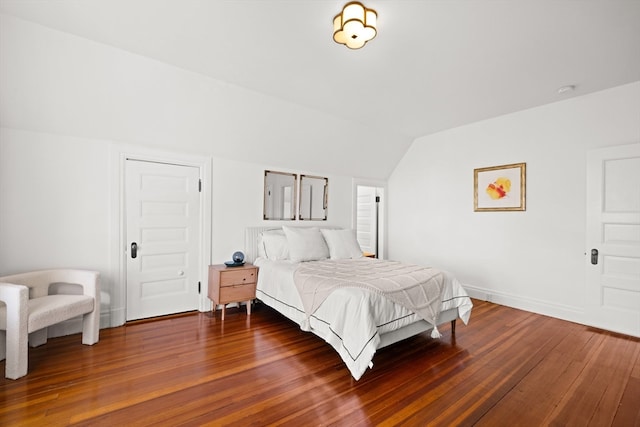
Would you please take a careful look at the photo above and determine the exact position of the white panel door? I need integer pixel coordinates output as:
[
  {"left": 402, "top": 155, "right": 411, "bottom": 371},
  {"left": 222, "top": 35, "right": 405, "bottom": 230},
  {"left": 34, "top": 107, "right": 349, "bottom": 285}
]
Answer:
[
  {"left": 126, "top": 160, "right": 201, "bottom": 321},
  {"left": 586, "top": 143, "right": 640, "bottom": 337},
  {"left": 356, "top": 186, "right": 377, "bottom": 255}
]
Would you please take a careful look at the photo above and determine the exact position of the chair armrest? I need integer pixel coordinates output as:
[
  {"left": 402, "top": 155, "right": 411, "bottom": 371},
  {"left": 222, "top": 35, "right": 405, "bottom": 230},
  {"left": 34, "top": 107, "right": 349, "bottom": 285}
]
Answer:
[
  {"left": 0, "top": 283, "right": 29, "bottom": 329},
  {"left": 61, "top": 270, "right": 100, "bottom": 299},
  {"left": 49, "top": 270, "right": 101, "bottom": 315},
  {"left": 0, "top": 269, "right": 100, "bottom": 313},
  {"left": 0, "top": 283, "right": 28, "bottom": 307}
]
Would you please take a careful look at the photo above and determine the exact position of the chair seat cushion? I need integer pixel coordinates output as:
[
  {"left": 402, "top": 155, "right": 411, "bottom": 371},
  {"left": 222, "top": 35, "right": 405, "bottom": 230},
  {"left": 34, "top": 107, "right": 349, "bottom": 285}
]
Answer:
[{"left": 0, "top": 295, "right": 94, "bottom": 332}]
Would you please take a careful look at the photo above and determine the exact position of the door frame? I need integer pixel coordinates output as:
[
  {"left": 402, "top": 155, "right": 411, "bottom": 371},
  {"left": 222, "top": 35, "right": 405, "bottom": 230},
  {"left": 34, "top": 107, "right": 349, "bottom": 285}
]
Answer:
[
  {"left": 352, "top": 178, "right": 386, "bottom": 260},
  {"left": 109, "top": 144, "right": 212, "bottom": 327}
]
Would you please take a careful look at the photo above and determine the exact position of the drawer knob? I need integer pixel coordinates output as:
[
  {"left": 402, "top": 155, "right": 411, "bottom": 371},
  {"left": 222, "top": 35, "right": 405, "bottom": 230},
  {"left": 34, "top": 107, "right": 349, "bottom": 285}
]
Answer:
[{"left": 178, "top": 270, "right": 184, "bottom": 276}]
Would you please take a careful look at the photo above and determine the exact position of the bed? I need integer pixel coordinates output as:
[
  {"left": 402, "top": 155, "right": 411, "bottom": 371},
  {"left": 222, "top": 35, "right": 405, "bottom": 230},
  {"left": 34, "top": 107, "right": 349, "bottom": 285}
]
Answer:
[{"left": 245, "top": 226, "right": 473, "bottom": 380}]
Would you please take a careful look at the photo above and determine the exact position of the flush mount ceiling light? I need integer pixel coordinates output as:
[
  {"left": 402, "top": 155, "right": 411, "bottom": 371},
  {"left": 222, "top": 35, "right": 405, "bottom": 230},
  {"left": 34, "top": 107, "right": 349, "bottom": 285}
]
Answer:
[{"left": 333, "top": 2, "right": 377, "bottom": 49}]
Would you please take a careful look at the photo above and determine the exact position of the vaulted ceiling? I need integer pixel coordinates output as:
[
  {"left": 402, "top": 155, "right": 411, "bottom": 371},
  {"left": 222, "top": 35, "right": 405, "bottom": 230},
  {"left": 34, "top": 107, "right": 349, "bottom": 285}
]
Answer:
[{"left": 1, "top": 0, "right": 639, "bottom": 163}]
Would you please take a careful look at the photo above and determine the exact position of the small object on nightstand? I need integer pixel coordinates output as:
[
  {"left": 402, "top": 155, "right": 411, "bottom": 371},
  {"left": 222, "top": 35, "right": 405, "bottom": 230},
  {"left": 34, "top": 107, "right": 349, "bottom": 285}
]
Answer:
[
  {"left": 233, "top": 251, "right": 245, "bottom": 263},
  {"left": 224, "top": 251, "right": 245, "bottom": 267},
  {"left": 208, "top": 263, "right": 258, "bottom": 320}
]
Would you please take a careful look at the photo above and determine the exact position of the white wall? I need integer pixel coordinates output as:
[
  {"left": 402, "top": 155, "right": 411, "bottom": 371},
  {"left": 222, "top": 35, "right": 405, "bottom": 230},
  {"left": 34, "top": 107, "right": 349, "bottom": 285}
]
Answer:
[
  {"left": 3, "top": 11, "right": 638, "bottom": 333},
  {"left": 0, "top": 129, "right": 110, "bottom": 274},
  {"left": 0, "top": 128, "right": 355, "bottom": 326},
  {"left": 0, "top": 13, "right": 410, "bottom": 181},
  {"left": 210, "top": 156, "right": 354, "bottom": 264},
  {"left": 0, "top": 14, "right": 360, "bottom": 328},
  {"left": 388, "top": 82, "right": 640, "bottom": 325}
]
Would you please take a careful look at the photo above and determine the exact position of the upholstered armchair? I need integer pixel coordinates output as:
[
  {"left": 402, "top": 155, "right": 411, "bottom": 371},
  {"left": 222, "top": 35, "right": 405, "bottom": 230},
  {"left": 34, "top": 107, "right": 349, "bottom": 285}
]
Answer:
[{"left": 0, "top": 269, "right": 100, "bottom": 379}]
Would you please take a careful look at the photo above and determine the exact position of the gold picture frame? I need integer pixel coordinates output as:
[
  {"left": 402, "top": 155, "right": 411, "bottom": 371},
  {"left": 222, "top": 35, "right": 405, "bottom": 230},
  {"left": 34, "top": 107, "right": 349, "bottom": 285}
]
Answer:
[{"left": 474, "top": 162, "right": 526, "bottom": 212}]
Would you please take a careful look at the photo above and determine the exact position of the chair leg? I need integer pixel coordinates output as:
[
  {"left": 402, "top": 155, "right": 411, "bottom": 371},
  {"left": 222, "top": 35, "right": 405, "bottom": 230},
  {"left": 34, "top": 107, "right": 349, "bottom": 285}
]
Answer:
[
  {"left": 451, "top": 319, "right": 456, "bottom": 335},
  {"left": 0, "top": 330, "right": 5, "bottom": 361},
  {"left": 3, "top": 286, "right": 29, "bottom": 379},
  {"left": 82, "top": 310, "right": 100, "bottom": 345},
  {"left": 5, "top": 319, "right": 28, "bottom": 380},
  {"left": 29, "top": 328, "right": 48, "bottom": 347}
]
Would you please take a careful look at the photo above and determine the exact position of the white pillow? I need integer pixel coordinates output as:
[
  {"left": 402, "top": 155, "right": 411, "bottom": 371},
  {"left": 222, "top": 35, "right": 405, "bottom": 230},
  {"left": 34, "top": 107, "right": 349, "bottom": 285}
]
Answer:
[
  {"left": 282, "top": 226, "right": 329, "bottom": 262},
  {"left": 260, "top": 229, "right": 289, "bottom": 260},
  {"left": 320, "top": 229, "right": 364, "bottom": 260}
]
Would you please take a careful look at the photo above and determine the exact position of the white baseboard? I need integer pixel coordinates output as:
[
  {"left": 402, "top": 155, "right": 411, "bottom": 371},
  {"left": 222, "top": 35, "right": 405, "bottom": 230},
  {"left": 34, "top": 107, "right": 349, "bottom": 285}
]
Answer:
[
  {"left": 463, "top": 284, "right": 587, "bottom": 326},
  {"left": 109, "top": 307, "right": 126, "bottom": 327}
]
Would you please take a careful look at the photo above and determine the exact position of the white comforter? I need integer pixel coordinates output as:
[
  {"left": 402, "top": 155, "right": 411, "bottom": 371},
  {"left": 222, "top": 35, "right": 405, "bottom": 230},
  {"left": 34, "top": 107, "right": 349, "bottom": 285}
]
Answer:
[
  {"left": 254, "top": 257, "right": 473, "bottom": 380},
  {"left": 294, "top": 259, "right": 450, "bottom": 336}
]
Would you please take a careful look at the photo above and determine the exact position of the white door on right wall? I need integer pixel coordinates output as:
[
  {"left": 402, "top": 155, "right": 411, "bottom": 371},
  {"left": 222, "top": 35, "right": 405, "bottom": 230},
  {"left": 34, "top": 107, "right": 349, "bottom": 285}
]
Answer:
[{"left": 586, "top": 143, "right": 640, "bottom": 337}]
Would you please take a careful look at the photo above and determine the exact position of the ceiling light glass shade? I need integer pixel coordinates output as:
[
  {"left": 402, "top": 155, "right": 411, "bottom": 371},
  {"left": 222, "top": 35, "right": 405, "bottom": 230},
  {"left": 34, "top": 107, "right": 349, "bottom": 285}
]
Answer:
[{"left": 333, "top": 2, "right": 377, "bottom": 49}]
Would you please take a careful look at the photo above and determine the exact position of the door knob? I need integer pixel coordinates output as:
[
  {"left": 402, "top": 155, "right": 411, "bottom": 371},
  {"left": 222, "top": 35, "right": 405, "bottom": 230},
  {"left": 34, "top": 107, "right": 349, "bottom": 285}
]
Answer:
[
  {"left": 591, "top": 249, "right": 598, "bottom": 265},
  {"left": 131, "top": 242, "right": 138, "bottom": 259}
]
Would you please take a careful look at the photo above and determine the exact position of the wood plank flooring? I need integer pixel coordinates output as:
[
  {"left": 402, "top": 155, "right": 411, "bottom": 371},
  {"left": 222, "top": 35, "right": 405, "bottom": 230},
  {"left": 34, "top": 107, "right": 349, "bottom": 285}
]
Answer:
[{"left": 1, "top": 300, "right": 639, "bottom": 426}]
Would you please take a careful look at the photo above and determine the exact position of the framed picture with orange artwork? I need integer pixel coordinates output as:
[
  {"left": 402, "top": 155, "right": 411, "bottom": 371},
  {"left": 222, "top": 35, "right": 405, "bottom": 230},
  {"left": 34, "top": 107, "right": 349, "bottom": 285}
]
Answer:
[{"left": 474, "top": 162, "right": 526, "bottom": 212}]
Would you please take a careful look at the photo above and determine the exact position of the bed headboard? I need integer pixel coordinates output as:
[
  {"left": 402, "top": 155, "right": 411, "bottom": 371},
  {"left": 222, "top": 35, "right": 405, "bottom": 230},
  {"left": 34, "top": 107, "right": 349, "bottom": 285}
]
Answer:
[
  {"left": 244, "top": 225, "right": 342, "bottom": 264},
  {"left": 244, "top": 226, "right": 279, "bottom": 264}
]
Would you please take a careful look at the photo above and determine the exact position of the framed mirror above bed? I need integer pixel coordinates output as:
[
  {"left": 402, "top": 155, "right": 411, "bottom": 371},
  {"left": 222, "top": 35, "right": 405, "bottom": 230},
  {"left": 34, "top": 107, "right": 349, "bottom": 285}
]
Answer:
[
  {"left": 263, "top": 170, "right": 297, "bottom": 220},
  {"left": 299, "top": 174, "right": 328, "bottom": 221}
]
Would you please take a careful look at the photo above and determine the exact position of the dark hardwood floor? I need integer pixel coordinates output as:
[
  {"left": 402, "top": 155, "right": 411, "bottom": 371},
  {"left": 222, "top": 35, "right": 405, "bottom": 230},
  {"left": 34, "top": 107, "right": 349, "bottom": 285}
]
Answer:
[{"left": 1, "top": 299, "right": 639, "bottom": 426}]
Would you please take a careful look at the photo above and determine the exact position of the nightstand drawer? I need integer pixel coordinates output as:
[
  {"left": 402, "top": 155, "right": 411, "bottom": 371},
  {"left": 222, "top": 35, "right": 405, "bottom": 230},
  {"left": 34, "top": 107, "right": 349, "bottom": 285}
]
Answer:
[
  {"left": 219, "top": 268, "right": 257, "bottom": 286},
  {"left": 220, "top": 283, "right": 256, "bottom": 301}
]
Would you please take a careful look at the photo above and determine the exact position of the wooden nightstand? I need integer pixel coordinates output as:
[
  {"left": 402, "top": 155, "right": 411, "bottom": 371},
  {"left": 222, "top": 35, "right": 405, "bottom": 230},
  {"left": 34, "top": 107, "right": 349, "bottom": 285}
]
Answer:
[{"left": 208, "top": 263, "right": 258, "bottom": 320}]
